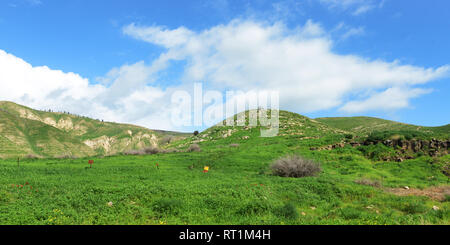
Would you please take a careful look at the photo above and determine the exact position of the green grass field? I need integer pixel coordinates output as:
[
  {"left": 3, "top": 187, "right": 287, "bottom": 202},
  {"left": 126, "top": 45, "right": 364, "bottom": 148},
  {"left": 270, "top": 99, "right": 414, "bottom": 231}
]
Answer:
[{"left": 1, "top": 130, "right": 448, "bottom": 225}]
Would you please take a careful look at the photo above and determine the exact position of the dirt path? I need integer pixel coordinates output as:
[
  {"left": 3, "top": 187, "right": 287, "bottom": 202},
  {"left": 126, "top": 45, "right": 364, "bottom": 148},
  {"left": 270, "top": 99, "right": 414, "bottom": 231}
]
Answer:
[{"left": 385, "top": 186, "right": 450, "bottom": 201}]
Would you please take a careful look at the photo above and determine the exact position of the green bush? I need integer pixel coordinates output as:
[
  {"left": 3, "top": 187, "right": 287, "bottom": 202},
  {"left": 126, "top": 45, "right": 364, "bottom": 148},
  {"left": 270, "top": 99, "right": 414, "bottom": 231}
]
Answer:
[
  {"left": 275, "top": 203, "right": 299, "bottom": 220},
  {"left": 344, "top": 134, "right": 354, "bottom": 139},
  {"left": 444, "top": 195, "right": 450, "bottom": 202},
  {"left": 237, "top": 201, "right": 271, "bottom": 216},
  {"left": 398, "top": 200, "right": 427, "bottom": 214},
  {"left": 339, "top": 207, "right": 362, "bottom": 220},
  {"left": 366, "top": 130, "right": 430, "bottom": 143},
  {"left": 153, "top": 198, "right": 184, "bottom": 215},
  {"left": 357, "top": 144, "right": 394, "bottom": 161}
]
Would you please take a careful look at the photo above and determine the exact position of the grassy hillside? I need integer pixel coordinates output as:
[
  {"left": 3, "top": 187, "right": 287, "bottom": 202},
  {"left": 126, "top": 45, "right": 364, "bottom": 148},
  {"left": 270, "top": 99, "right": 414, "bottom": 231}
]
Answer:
[
  {"left": 316, "top": 116, "right": 450, "bottom": 139},
  {"left": 0, "top": 101, "right": 189, "bottom": 159},
  {"left": 0, "top": 110, "right": 448, "bottom": 224},
  {"left": 0, "top": 108, "right": 448, "bottom": 225},
  {"left": 170, "top": 110, "right": 348, "bottom": 151}
]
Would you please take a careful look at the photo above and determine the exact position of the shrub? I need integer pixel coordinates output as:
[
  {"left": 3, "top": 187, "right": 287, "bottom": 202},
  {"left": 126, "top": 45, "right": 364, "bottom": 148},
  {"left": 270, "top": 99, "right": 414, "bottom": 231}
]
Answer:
[
  {"left": 366, "top": 130, "right": 430, "bottom": 143},
  {"left": 399, "top": 200, "right": 427, "bottom": 214},
  {"left": 443, "top": 195, "right": 450, "bottom": 202},
  {"left": 339, "top": 206, "right": 362, "bottom": 220},
  {"left": 25, "top": 154, "right": 39, "bottom": 159},
  {"left": 162, "top": 148, "right": 179, "bottom": 153},
  {"left": 123, "top": 149, "right": 144, "bottom": 155},
  {"left": 354, "top": 178, "right": 382, "bottom": 188},
  {"left": 55, "top": 154, "right": 74, "bottom": 159},
  {"left": 187, "top": 144, "right": 201, "bottom": 152},
  {"left": 271, "top": 155, "right": 321, "bottom": 178},
  {"left": 344, "top": 134, "right": 354, "bottom": 139},
  {"left": 275, "top": 203, "right": 299, "bottom": 220},
  {"left": 153, "top": 199, "right": 183, "bottom": 215},
  {"left": 143, "top": 146, "right": 160, "bottom": 155},
  {"left": 357, "top": 144, "right": 394, "bottom": 161},
  {"left": 237, "top": 201, "right": 271, "bottom": 216},
  {"left": 123, "top": 147, "right": 160, "bottom": 155},
  {"left": 193, "top": 131, "right": 199, "bottom": 136}
]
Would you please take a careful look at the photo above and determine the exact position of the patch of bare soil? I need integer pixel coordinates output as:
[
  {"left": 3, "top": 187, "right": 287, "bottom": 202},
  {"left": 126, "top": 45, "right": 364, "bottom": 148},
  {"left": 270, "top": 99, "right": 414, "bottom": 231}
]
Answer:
[{"left": 385, "top": 186, "right": 450, "bottom": 201}]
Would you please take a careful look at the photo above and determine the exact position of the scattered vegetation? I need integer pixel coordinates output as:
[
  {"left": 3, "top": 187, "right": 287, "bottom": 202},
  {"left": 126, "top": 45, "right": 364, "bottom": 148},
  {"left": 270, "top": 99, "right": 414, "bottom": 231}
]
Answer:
[
  {"left": 143, "top": 146, "right": 160, "bottom": 155},
  {"left": 55, "top": 154, "right": 77, "bottom": 159},
  {"left": 123, "top": 147, "right": 161, "bottom": 155},
  {"left": 354, "top": 178, "right": 382, "bottom": 188},
  {"left": 153, "top": 198, "right": 184, "bottom": 216},
  {"left": 0, "top": 108, "right": 448, "bottom": 225},
  {"left": 444, "top": 195, "right": 450, "bottom": 202},
  {"left": 366, "top": 130, "right": 431, "bottom": 142},
  {"left": 25, "top": 154, "right": 40, "bottom": 159},
  {"left": 357, "top": 144, "right": 395, "bottom": 161}
]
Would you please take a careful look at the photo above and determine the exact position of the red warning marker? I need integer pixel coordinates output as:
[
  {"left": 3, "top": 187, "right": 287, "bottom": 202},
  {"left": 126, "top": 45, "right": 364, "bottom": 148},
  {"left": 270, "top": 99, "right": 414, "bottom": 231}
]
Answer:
[{"left": 88, "top": 160, "right": 94, "bottom": 168}]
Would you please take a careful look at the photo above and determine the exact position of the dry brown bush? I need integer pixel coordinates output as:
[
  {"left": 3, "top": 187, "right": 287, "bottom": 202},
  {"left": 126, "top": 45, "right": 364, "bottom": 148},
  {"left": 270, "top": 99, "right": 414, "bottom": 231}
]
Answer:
[
  {"left": 25, "top": 154, "right": 39, "bottom": 159},
  {"left": 123, "top": 149, "right": 144, "bottom": 155},
  {"left": 162, "top": 148, "right": 179, "bottom": 153},
  {"left": 354, "top": 178, "right": 382, "bottom": 188},
  {"left": 143, "top": 146, "right": 160, "bottom": 155},
  {"left": 160, "top": 136, "right": 174, "bottom": 145},
  {"left": 187, "top": 144, "right": 201, "bottom": 152},
  {"left": 271, "top": 155, "right": 321, "bottom": 178}
]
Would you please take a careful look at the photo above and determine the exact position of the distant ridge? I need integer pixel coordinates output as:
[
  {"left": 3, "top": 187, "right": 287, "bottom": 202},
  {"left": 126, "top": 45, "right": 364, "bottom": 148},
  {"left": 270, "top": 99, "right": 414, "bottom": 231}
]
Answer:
[
  {"left": 1, "top": 101, "right": 448, "bottom": 159},
  {"left": 0, "top": 101, "right": 189, "bottom": 159},
  {"left": 316, "top": 116, "right": 449, "bottom": 137}
]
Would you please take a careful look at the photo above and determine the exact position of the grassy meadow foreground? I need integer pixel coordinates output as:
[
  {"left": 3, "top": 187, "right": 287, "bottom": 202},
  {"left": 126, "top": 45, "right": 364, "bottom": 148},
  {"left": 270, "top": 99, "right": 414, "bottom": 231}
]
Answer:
[{"left": 0, "top": 111, "right": 449, "bottom": 225}]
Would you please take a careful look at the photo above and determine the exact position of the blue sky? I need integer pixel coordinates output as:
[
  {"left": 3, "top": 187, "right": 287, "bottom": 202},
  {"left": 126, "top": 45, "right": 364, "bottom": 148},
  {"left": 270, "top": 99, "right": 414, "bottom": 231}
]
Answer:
[{"left": 0, "top": 0, "right": 449, "bottom": 131}]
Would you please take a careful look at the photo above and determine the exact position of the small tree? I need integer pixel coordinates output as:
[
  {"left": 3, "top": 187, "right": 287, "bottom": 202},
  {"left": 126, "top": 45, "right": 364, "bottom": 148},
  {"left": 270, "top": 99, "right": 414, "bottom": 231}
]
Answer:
[{"left": 193, "top": 131, "right": 199, "bottom": 136}]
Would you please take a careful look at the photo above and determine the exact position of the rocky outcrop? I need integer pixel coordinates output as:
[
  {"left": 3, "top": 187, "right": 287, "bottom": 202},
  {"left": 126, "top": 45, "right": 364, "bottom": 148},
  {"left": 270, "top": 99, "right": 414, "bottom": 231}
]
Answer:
[{"left": 379, "top": 138, "right": 449, "bottom": 157}]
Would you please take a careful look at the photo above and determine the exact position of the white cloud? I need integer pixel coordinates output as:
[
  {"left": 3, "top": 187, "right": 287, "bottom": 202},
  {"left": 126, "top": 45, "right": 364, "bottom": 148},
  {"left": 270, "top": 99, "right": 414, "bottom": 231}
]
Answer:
[
  {"left": 123, "top": 24, "right": 193, "bottom": 48},
  {"left": 0, "top": 49, "right": 179, "bottom": 131},
  {"left": 1, "top": 18, "right": 448, "bottom": 132},
  {"left": 0, "top": 49, "right": 104, "bottom": 109},
  {"left": 332, "top": 22, "right": 365, "bottom": 40},
  {"left": 339, "top": 87, "right": 432, "bottom": 113},
  {"left": 319, "top": 0, "right": 382, "bottom": 15},
  {"left": 341, "top": 27, "right": 365, "bottom": 39},
  {"left": 26, "top": 0, "right": 42, "bottom": 6},
  {"left": 123, "top": 19, "right": 449, "bottom": 114},
  {"left": 9, "top": 0, "right": 42, "bottom": 7},
  {"left": 352, "top": 4, "right": 374, "bottom": 15}
]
